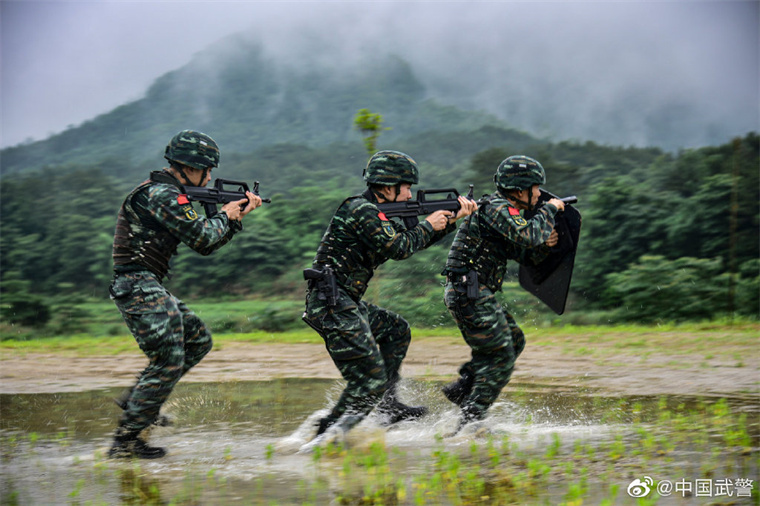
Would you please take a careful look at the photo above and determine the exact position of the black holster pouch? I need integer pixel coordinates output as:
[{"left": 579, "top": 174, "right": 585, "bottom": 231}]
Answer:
[
  {"left": 450, "top": 270, "right": 480, "bottom": 300},
  {"left": 303, "top": 266, "right": 339, "bottom": 307},
  {"left": 465, "top": 270, "right": 479, "bottom": 299}
]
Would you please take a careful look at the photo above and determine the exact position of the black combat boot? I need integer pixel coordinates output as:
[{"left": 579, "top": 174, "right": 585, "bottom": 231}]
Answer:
[
  {"left": 315, "top": 416, "right": 337, "bottom": 437},
  {"left": 114, "top": 382, "right": 173, "bottom": 427},
  {"left": 108, "top": 428, "right": 166, "bottom": 459},
  {"left": 300, "top": 414, "right": 364, "bottom": 453},
  {"left": 441, "top": 369, "right": 475, "bottom": 407},
  {"left": 376, "top": 383, "right": 429, "bottom": 425},
  {"left": 446, "top": 403, "right": 486, "bottom": 437}
]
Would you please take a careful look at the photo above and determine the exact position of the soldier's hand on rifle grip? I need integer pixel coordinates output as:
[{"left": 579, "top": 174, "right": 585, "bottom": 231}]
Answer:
[
  {"left": 222, "top": 191, "right": 261, "bottom": 221},
  {"left": 425, "top": 210, "right": 452, "bottom": 231},
  {"left": 450, "top": 196, "right": 478, "bottom": 223},
  {"left": 547, "top": 198, "right": 565, "bottom": 212},
  {"left": 240, "top": 191, "right": 262, "bottom": 216}
]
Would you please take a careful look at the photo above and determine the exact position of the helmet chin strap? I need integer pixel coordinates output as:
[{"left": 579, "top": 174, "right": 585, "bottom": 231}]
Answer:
[
  {"left": 373, "top": 184, "right": 400, "bottom": 203},
  {"left": 506, "top": 188, "right": 535, "bottom": 211},
  {"left": 173, "top": 164, "right": 207, "bottom": 188}
]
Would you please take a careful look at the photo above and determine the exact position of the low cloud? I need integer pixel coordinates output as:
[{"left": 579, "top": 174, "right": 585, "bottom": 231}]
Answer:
[{"left": 2, "top": 1, "right": 757, "bottom": 150}]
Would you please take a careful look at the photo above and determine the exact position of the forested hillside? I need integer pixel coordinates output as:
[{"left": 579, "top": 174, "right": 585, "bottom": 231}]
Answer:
[
  {"left": 2, "top": 132, "right": 757, "bottom": 329},
  {"left": 1, "top": 34, "right": 757, "bottom": 333},
  {"left": 0, "top": 35, "right": 502, "bottom": 177}
]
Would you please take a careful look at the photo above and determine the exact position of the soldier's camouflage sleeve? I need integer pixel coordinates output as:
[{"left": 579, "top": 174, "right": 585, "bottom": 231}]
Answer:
[
  {"left": 136, "top": 184, "right": 241, "bottom": 255},
  {"left": 485, "top": 201, "right": 558, "bottom": 250},
  {"left": 351, "top": 200, "right": 439, "bottom": 260}
]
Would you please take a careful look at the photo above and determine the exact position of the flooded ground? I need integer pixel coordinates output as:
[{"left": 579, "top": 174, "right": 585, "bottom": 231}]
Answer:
[{"left": 1, "top": 378, "right": 758, "bottom": 505}]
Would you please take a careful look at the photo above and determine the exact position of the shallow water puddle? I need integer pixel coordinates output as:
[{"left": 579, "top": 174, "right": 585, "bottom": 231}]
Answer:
[{"left": 2, "top": 379, "right": 757, "bottom": 504}]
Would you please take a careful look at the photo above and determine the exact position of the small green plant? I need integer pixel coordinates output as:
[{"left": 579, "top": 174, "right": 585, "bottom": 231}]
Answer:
[
  {"left": 68, "top": 479, "right": 85, "bottom": 500},
  {"left": 607, "top": 435, "right": 626, "bottom": 461},
  {"left": 546, "top": 432, "right": 561, "bottom": 458},
  {"left": 354, "top": 109, "right": 390, "bottom": 156}
]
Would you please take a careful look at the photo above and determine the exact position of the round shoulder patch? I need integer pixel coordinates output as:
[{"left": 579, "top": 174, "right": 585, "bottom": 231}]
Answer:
[
  {"left": 183, "top": 206, "right": 199, "bottom": 221},
  {"left": 381, "top": 220, "right": 396, "bottom": 237},
  {"left": 512, "top": 214, "right": 528, "bottom": 226}
]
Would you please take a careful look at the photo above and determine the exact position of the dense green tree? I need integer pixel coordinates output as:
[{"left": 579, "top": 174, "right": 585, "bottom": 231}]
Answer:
[
  {"left": 735, "top": 259, "right": 760, "bottom": 317},
  {"left": 0, "top": 274, "right": 51, "bottom": 328},
  {"left": 464, "top": 147, "right": 510, "bottom": 195},
  {"left": 605, "top": 256, "right": 731, "bottom": 322},
  {"left": 665, "top": 174, "right": 732, "bottom": 261},
  {"left": 572, "top": 176, "right": 674, "bottom": 304}
]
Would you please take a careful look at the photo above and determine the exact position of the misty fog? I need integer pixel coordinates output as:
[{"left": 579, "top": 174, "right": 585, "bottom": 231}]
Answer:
[{"left": 2, "top": 1, "right": 757, "bottom": 151}]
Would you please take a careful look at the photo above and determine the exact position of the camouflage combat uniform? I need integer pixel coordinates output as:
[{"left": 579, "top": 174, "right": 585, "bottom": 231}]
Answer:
[
  {"left": 110, "top": 169, "right": 242, "bottom": 435},
  {"left": 303, "top": 188, "right": 455, "bottom": 429},
  {"left": 442, "top": 190, "right": 558, "bottom": 420}
]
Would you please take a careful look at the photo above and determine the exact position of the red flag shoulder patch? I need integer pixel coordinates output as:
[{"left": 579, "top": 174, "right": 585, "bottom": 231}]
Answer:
[
  {"left": 508, "top": 207, "right": 520, "bottom": 216},
  {"left": 177, "top": 194, "right": 190, "bottom": 205},
  {"left": 378, "top": 212, "right": 389, "bottom": 221}
]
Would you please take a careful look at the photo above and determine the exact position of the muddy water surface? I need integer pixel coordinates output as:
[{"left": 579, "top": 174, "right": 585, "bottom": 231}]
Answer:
[{"left": 1, "top": 379, "right": 757, "bottom": 504}]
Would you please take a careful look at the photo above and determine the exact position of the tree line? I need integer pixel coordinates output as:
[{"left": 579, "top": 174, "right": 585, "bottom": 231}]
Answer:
[{"left": 1, "top": 132, "right": 757, "bottom": 331}]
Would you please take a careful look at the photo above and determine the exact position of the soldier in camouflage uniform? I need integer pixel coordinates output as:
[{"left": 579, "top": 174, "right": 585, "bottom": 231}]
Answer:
[
  {"left": 302, "top": 150, "right": 477, "bottom": 441},
  {"left": 441, "top": 155, "right": 565, "bottom": 433},
  {"left": 107, "top": 130, "right": 262, "bottom": 458}
]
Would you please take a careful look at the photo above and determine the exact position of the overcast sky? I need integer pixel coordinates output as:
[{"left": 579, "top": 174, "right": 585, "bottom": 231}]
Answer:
[{"left": 1, "top": 0, "right": 758, "bottom": 149}]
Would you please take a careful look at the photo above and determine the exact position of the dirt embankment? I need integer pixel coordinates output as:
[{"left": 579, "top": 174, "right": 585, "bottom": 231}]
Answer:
[{"left": 2, "top": 337, "right": 758, "bottom": 398}]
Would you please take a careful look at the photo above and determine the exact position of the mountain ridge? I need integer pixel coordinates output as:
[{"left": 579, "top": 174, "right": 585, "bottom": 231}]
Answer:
[{"left": 1, "top": 34, "right": 507, "bottom": 176}]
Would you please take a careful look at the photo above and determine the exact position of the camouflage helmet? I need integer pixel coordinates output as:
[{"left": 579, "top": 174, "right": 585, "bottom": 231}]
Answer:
[
  {"left": 164, "top": 130, "right": 220, "bottom": 171},
  {"left": 494, "top": 155, "right": 546, "bottom": 191},
  {"left": 363, "top": 150, "right": 420, "bottom": 186}
]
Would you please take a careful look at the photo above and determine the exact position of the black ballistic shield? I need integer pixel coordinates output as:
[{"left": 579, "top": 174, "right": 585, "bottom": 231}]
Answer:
[{"left": 519, "top": 189, "right": 582, "bottom": 315}]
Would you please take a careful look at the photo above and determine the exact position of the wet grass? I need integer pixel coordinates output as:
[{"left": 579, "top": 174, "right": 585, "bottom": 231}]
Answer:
[
  {"left": 0, "top": 330, "right": 325, "bottom": 356},
  {"left": 1, "top": 394, "right": 757, "bottom": 504},
  {"left": 2, "top": 321, "right": 757, "bottom": 359},
  {"left": 2, "top": 398, "right": 760, "bottom": 505},
  {"left": 528, "top": 321, "right": 759, "bottom": 363},
  {"left": 237, "top": 397, "right": 756, "bottom": 504}
]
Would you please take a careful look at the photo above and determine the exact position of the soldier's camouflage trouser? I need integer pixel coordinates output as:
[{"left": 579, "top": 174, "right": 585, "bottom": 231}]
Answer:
[
  {"left": 110, "top": 270, "right": 212, "bottom": 434},
  {"left": 303, "top": 286, "right": 411, "bottom": 424},
  {"left": 444, "top": 280, "right": 526, "bottom": 416}
]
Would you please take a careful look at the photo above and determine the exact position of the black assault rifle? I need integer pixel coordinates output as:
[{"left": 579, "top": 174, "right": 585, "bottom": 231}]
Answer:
[
  {"left": 472, "top": 192, "right": 577, "bottom": 207},
  {"left": 377, "top": 185, "right": 474, "bottom": 229},
  {"left": 184, "top": 179, "right": 271, "bottom": 217},
  {"left": 558, "top": 196, "right": 578, "bottom": 206}
]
